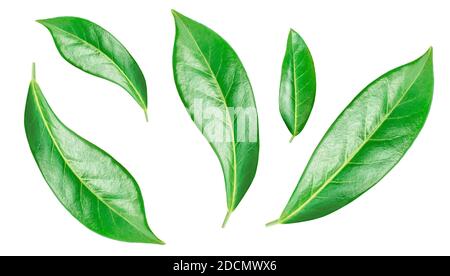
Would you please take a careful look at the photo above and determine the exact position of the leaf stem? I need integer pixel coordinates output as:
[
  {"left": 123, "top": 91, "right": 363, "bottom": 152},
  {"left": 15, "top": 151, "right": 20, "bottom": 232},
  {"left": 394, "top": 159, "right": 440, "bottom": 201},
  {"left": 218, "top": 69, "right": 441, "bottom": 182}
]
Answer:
[
  {"left": 222, "top": 210, "right": 232, "bottom": 228},
  {"left": 144, "top": 109, "right": 149, "bottom": 122},
  {"left": 32, "top": 63, "right": 36, "bottom": 81},
  {"left": 266, "top": 219, "right": 280, "bottom": 227},
  {"left": 289, "top": 135, "right": 295, "bottom": 143}
]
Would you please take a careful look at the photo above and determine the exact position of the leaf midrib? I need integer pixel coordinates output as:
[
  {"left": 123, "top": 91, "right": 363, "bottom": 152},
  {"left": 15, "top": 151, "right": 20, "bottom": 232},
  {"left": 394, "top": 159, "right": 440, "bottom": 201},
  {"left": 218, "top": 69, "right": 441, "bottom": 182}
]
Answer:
[
  {"left": 31, "top": 81, "right": 153, "bottom": 240},
  {"left": 290, "top": 34, "right": 299, "bottom": 137},
  {"left": 174, "top": 14, "right": 238, "bottom": 211},
  {"left": 41, "top": 21, "right": 147, "bottom": 111},
  {"left": 280, "top": 54, "right": 430, "bottom": 223}
]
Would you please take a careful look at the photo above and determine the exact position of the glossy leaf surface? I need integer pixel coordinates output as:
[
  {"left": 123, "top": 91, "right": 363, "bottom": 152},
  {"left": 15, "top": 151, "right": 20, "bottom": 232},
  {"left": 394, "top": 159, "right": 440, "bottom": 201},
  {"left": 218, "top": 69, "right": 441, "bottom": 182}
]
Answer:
[
  {"left": 25, "top": 65, "right": 163, "bottom": 244},
  {"left": 279, "top": 29, "right": 316, "bottom": 142},
  {"left": 37, "top": 17, "right": 148, "bottom": 120},
  {"left": 270, "top": 49, "right": 434, "bottom": 225},
  {"left": 171, "top": 11, "right": 259, "bottom": 226}
]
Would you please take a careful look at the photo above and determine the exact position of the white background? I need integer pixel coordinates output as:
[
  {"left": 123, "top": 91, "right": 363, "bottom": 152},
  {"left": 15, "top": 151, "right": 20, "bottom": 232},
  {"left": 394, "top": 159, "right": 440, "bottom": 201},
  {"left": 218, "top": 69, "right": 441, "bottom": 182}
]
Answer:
[{"left": 1, "top": 0, "right": 449, "bottom": 256}]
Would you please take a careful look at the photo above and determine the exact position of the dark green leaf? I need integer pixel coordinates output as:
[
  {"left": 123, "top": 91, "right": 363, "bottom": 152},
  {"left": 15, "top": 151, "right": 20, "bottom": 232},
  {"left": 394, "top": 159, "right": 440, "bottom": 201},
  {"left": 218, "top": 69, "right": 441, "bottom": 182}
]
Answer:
[
  {"left": 279, "top": 29, "right": 316, "bottom": 142},
  {"left": 171, "top": 10, "right": 260, "bottom": 227},
  {"left": 268, "top": 48, "right": 434, "bottom": 225},
  {"left": 37, "top": 17, "right": 148, "bottom": 120},
  {"left": 25, "top": 64, "right": 163, "bottom": 244}
]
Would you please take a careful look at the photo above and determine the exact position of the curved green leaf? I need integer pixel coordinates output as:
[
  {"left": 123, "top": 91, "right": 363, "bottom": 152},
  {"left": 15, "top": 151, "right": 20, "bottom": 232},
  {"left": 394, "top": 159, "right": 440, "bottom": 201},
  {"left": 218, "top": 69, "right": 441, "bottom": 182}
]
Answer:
[
  {"left": 25, "top": 64, "right": 163, "bottom": 244},
  {"left": 279, "top": 29, "right": 316, "bottom": 142},
  {"left": 268, "top": 48, "right": 433, "bottom": 225},
  {"left": 171, "top": 10, "right": 260, "bottom": 227},
  {"left": 37, "top": 17, "right": 148, "bottom": 120}
]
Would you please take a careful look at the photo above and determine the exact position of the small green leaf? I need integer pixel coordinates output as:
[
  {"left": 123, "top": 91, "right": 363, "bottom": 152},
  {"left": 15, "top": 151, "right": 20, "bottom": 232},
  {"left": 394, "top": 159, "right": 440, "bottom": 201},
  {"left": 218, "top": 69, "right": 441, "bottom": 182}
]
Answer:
[
  {"left": 269, "top": 48, "right": 434, "bottom": 225},
  {"left": 279, "top": 29, "right": 316, "bottom": 142},
  {"left": 25, "top": 64, "right": 163, "bottom": 244},
  {"left": 37, "top": 17, "right": 148, "bottom": 120},
  {"left": 171, "top": 10, "right": 260, "bottom": 227}
]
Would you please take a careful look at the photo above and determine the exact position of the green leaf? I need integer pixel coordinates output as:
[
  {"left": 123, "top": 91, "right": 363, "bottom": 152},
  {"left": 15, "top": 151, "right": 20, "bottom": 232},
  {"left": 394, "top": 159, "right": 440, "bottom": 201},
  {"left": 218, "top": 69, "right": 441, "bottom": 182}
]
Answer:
[
  {"left": 25, "top": 64, "right": 163, "bottom": 244},
  {"left": 37, "top": 17, "right": 148, "bottom": 120},
  {"left": 268, "top": 48, "right": 434, "bottom": 225},
  {"left": 171, "top": 10, "right": 260, "bottom": 227},
  {"left": 279, "top": 29, "right": 316, "bottom": 143}
]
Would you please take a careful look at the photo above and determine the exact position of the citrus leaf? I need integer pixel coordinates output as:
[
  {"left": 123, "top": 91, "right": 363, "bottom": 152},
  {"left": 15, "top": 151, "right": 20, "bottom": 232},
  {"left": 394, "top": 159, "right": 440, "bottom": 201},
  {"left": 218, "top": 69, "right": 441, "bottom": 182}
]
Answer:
[
  {"left": 37, "top": 17, "right": 148, "bottom": 120},
  {"left": 25, "top": 64, "right": 163, "bottom": 244},
  {"left": 279, "top": 29, "right": 316, "bottom": 142},
  {"left": 171, "top": 10, "right": 260, "bottom": 227}
]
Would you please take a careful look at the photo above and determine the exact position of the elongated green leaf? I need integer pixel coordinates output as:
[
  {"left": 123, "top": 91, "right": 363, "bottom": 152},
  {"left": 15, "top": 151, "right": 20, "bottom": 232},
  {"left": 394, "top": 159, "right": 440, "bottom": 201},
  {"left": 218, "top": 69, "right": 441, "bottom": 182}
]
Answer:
[
  {"left": 279, "top": 29, "right": 316, "bottom": 142},
  {"left": 171, "top": 10, "right": 259, "bottom": 227},
  {"left": 268, "top": 48, "right": 434, "bottom": 225},
  {"left": 37, "top": 17, "right": 148, "bottom": 120},
  {"left": 25, "top": 64, "right": 163, "bottom": 244}
]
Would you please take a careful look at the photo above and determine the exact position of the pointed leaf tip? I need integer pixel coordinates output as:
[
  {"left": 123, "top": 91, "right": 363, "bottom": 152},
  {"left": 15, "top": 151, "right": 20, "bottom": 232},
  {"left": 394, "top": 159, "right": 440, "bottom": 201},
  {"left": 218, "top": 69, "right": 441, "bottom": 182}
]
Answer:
[
  {"left": 171, "top": 9, "right": 182, "bottom": 18},
  {"left": 151, "top": 237, "right": 166, "bottom": 245}
]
